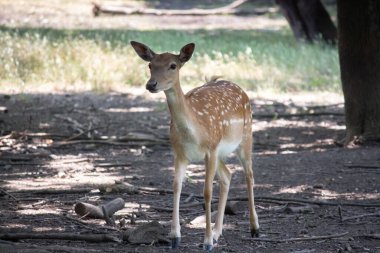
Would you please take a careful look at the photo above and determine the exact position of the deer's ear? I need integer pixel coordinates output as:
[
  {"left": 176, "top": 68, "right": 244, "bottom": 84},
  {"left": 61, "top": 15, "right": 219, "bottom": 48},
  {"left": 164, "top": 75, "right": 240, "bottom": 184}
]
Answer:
[
  {"left": 179, "top": 43, "right": 195, "bottom": 63},
  {"left": 130, "top": 41, "right": 156, "bottom": 62}
]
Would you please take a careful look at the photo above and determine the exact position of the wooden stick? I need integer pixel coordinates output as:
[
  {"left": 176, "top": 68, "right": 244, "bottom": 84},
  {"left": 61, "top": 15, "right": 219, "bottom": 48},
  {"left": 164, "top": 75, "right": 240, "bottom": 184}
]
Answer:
[
  {"left": 245, "top": 232, "right": 348, "bottom": 243},
  {"left": 356, "top": 234, "right": 380, "bottom": 240},
  {"left": 255, "top": 111, "right": 344, "bottom": 119},
  {"left": 0, "top": 233, "right": 121, "bottom": 243},
  {"left": 0, "top": 188, "right": 18, "bottom": 201},
  {"left": 10, "top": 188, "right": 93, "bottom": 195},
  {"left": 229, "top": 196, "right": 380, "bottom": 207},
  {"left": 342, "top": 211, "right": 380, "bottom": 222},
  {"left": 343, "top": 163, "right": 380, "bottom": 169},
  {"left": 52, "top": 139, "right": 168, "bottom": 147},
  {"left": 137, "top": 186, "right": 380, "bottom": 207}
]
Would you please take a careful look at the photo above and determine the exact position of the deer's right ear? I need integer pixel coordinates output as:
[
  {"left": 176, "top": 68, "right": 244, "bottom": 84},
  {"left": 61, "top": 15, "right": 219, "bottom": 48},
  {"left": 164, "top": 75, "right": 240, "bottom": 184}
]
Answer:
[{"left": 130, "top": 41, "right": 156, "bottom": 62}]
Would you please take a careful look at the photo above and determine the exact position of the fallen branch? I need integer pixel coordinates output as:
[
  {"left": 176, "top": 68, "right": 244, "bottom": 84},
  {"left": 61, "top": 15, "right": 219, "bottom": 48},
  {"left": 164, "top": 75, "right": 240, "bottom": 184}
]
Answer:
[
  {"left": 356, "top": 234, "right": 380, "bottom": 240},
  {"left": 94, "top": 162, "right": 131, "bottom": 168},
  {"left": 52, "top": 139, "right": 168, "bottom": 147},
  {"left": 0, "top": 188, "right": 18, "bottom": 201},
  {"left": 342, "top": 211, "right": 380, "bottom": 222},
  {"left": 228, "top": 196, "right": 380, "bottom": 207},
  {"left": 10, "top": 188, "right": 93, "bottom": 195},
  {"left": 0, "top": 232, "right": 121, "bottom": 243},
  {"left": 255, "top": 111, "right": 344, "bottom": 119},
  {"left": 92, "top": 0, "right": 269, "bottom": 17},
  {"left": 245, "top": 232, "right": 348, "bottom": 243},
  {"left": 343, "top": 163, "right": 380, "bottom": 169},
  {"left": 136, "top": 186, "right": 380, "bottom": 207}
]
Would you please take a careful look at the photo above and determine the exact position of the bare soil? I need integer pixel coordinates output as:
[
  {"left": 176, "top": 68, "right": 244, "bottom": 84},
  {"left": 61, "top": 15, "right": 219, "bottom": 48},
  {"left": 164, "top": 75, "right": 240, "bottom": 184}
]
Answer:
[
  {"left": 0, "top": 92, "right": 379, "bottom": 253},
  {"left": 0, "top": 1, "right": 379, "bottom": 252}
]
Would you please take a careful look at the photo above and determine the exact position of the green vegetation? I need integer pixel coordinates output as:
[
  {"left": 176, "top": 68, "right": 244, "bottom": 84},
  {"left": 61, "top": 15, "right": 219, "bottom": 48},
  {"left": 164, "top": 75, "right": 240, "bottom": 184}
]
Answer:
[{"left": 0, "top": 26, "right": 340, "bottom": 92}]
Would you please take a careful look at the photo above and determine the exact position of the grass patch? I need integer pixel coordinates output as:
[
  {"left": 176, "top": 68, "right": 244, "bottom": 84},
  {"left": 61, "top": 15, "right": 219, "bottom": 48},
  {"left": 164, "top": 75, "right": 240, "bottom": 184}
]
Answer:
[{"left": 0, "top": 26, "right": 340, "bottom": 93}]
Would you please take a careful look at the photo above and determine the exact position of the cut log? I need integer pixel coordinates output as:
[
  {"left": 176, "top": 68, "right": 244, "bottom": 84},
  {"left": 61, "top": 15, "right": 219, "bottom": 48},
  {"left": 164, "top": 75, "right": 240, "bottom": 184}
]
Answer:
[
  {"left": 92, "top": 0, "right": 270, "bottom": 17},
  {"left": 74, "top": 197, "right": 125, "bottom": 219}
]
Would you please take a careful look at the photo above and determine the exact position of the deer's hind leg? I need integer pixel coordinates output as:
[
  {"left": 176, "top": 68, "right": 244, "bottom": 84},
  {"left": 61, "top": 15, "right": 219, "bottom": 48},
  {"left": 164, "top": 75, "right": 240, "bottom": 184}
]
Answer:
[
  {"left": 237, "top": 133, "right": 260, "bottom": 237},
  {"left": 213, "top": 159, "right": 232, "bottom": 243}
]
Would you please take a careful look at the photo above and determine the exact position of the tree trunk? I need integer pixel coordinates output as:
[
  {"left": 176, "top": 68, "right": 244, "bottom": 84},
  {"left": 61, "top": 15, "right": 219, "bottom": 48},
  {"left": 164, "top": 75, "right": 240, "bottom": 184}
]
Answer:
[
  {"left": 337, "top": 0, "right": 380, "bottom": 145},
  {"left": 276, "top": 0, "right": 337, "bottom": 44}
]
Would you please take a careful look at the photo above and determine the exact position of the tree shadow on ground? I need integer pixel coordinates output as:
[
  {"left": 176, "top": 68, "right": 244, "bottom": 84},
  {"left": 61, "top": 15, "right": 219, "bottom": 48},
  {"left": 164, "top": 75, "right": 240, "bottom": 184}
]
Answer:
[{"left": 1, "top": 92, "right": 379, "bottom": 252}]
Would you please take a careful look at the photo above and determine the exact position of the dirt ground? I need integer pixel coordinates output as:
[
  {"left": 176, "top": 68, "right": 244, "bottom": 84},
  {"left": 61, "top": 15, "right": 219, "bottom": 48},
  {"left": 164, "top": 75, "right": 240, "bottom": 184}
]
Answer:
[
  {"left": 1, "top": 1, "right": 379, "bottom": 252},
  {"left": 0, "top": 91, "right": 379, "bottom": 253}
]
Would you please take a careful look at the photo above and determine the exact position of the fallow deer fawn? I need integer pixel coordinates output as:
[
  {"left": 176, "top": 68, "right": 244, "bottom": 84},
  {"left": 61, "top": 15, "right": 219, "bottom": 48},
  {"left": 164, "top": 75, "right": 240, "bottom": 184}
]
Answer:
[{"left": 131, "top": 41, "right": 259, "bottom": 251}]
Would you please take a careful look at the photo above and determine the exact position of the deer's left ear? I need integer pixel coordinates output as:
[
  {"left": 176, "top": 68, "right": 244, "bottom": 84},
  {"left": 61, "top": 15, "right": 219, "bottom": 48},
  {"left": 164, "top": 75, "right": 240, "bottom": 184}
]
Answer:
[{"left": 179, "top": 43, "right": 195, "bottom": 63}]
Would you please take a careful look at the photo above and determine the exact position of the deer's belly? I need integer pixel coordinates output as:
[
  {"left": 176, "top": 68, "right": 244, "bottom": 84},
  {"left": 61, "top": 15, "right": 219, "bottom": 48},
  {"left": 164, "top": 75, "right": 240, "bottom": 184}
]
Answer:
[
  {"left": 217, "top": 138, "right": 242, "bottom": 158},
  {"left": 183, "top": 141, "right": 205, "bottom": 162}
]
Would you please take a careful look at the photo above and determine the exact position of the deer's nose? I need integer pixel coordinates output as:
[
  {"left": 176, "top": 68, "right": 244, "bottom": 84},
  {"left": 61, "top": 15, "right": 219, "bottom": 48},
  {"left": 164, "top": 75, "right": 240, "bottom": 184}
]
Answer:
[{"left": 146, "top": 80, "right": 158, "bottom": 92}]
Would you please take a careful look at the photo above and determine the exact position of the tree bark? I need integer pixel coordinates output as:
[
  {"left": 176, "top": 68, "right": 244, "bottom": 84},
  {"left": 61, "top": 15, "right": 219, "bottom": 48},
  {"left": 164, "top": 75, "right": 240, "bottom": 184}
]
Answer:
[
  {"left": 276, "top": 0, "right": 337, "bottom": 44},
  {"left": 337, "top": 0, "right": 380, "bottom": 145}
]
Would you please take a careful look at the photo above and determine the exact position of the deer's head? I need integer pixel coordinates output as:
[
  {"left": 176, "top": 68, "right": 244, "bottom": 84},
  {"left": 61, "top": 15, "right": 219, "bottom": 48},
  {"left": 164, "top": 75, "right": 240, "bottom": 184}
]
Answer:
[{"left": 131, "top": 41, "right": 195, "bottom": 93}]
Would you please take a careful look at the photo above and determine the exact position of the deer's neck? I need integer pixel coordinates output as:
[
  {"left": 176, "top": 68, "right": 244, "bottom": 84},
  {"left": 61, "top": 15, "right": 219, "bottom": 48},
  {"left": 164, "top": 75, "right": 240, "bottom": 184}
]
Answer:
[{"left": 164, "top": 81, "right": 194, "bottom": 133}]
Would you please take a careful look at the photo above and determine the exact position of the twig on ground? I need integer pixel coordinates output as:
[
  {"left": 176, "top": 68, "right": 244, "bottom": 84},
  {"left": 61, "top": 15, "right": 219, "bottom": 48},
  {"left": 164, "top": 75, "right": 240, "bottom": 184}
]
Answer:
[
  {"left": 228, "top": 196, "right": 380, "bottom": 207},
  {"left": 94, "top": 162, "right": 131, "bottom": 168},
  {"left": 255, "top": 111, "right": 344, "bottom": 119},
  {"left": 52, "top": 139, "right": 168, "bottom": 147},
  {"left": 343, "top": 163, "right": 380, "bottom": 169},
  {"left": 54, "top": 115, "right": 85, "bottom": 132},
  {"left": 63, "top": 214, "right": 104, "bottom": 233},
  {"left": 341, "top": 211, "right": 380, "bottom": 222},
  {"left": 245, "top": 232, "right": 348, "bottom": 243},
  {"left": 0, "top": 188, "right": 18, "bottom": 201},
  {"left": 355, "top": 234, "right": 380, "bottom": 240},
  {"left": 11, "top": 188, "right": 93, "bottom": 195},
  {"left": 136, "top": 186, "right": 380, "bottom": 207},
  {"left": 0, "top": 232, "right": 121, "bottom": 243}
]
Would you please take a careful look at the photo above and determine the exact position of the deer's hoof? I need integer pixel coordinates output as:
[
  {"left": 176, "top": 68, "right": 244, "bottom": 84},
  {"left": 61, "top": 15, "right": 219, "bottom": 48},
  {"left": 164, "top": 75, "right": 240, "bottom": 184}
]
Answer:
[
  {"left": 203, "top": 244, "right": 213, "bottom": 252},
  {"left": 251, "top": 228, "right": 260, "bottom": 238},
  {"left": 171, "top": 237, "right": 181, "bottom": 249}
]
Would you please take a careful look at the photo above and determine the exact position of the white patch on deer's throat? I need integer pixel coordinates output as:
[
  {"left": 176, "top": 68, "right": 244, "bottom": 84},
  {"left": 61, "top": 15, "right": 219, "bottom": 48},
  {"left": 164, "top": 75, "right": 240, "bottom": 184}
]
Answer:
[{"left": 230, "top": 118, "right": 244, "bottom": 124}]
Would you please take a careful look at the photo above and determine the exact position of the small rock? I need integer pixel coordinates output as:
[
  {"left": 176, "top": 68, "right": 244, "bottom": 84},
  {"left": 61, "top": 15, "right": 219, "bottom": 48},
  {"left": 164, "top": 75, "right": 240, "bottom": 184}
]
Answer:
[
  {"left": 122, "top": 221, "right": 169, "bottom": 245},
  {"left": 345, "top": 243, "right": 352, "bottom": 252},
  {"left": 313, "top": 184, "right": 324, "bottom": 189},
  {"left": 57, "top": 171, "right": 66, "bottom": 178}
]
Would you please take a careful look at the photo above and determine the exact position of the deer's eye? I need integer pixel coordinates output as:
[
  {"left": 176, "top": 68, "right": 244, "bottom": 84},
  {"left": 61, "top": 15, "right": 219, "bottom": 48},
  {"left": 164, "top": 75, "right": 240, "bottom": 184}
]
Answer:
[
  {"left": 169, "top": 63, "right": 177, "bottom": 70},
  {"left": 148, "top": 63, "right": 152, "bottom": 69}
]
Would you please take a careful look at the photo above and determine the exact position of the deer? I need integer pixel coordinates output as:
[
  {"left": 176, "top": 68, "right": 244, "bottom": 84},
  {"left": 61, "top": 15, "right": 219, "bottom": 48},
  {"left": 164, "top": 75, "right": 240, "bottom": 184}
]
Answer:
[{"left": 130, "top": 41, "right": 260, "bottom": 251}]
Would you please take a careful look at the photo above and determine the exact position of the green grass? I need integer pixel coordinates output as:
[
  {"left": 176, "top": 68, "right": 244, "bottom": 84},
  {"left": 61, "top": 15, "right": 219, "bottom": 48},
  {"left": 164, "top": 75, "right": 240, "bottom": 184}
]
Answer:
[{"left": 0, "top": 26, "right": 340, "bottom": 93}]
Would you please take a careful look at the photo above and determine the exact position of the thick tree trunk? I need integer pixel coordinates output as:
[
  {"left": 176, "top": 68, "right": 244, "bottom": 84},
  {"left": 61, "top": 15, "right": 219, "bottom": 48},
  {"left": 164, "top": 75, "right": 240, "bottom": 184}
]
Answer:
[
  {"left": 276, "top": 0, "right": 337, "bottom": 44},
  {"left": 337, "top": 0, "right": 380, "bottom": 145}
]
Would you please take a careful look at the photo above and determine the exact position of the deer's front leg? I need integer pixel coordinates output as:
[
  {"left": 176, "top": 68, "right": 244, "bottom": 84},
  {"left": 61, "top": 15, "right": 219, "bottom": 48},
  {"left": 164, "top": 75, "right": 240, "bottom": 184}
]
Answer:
[
  {"left": 169, "top": 158, "right": 187, "bottom": 249},
  {"left": 203, "top": 152, "right": 218, "bottom": 251}
]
